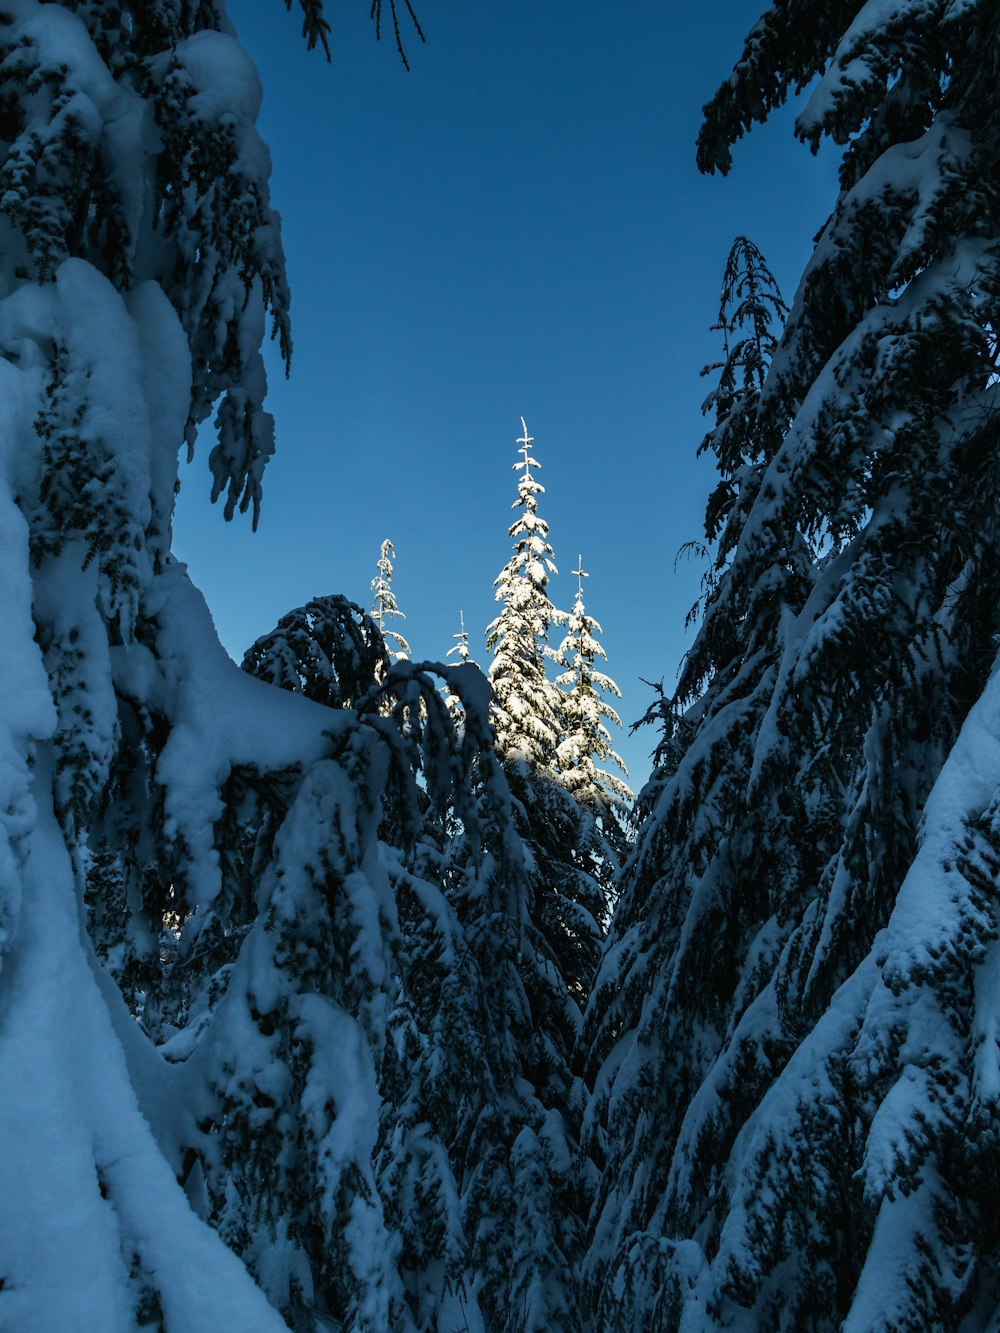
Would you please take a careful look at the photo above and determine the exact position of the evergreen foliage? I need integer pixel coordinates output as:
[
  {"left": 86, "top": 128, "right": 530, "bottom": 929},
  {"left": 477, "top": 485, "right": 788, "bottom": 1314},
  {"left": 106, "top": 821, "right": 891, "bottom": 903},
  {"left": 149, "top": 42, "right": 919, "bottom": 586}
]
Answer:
[
  {"left": 444, "top": 610, "right": 477, "bottom": 725},
  {"left": 486, "top": 419, "right": 567, "bottom": 769},
  {"left": 238, "top": 597, "right": 594, "bottom": 1330},
  {"left": 242, "top": 594, "right": 390, "bottom": 708},
  {"left": 370, "top": 537, "right": 411, "bottom": 668},
  {"left": 555, "top": 556, "right": 632, "bottom": 816},
  {"left": 0, "top": 1, "right": 344, "bottom": 1325},
  {"left": 586, "top": 4, "right": 1000, "bottom": 1329}
]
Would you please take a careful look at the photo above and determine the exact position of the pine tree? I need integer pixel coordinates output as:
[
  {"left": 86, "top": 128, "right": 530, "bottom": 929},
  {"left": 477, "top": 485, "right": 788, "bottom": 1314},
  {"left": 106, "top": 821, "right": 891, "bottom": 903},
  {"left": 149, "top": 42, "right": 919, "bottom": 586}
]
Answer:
[
  {"left": 370, "top": 538, "right": 411, "bottom": 667},
  {"left": 238, "top": 592, "right": 593, "bottom": 1331},
  {"left": 479, "top": 420, "right": 608, "bottom": 1324},
  {"left": 697, "top": 235, "right": 789, "bottom": 594},
  {"left": 447, "top": 609, "right": 476, "bottom": 668},
  {"left": 549, "top": 557, "right": 633, "bottom": 962},
  {"left": 486, "top": 419, "right": 566, "bottom": 769},
  {"left": 586, "top": 6, "right": 1000, "bottom": 1330},
  {"left": 0, "top": 4, "right": 441, "bottom": 1329},
  {"left": 444, "top": 610, "right": 478, "bottom": 724},
  {"left": 242, "top": 594, "right": 390, "bottom": 707},
  {"left": 555, "top": 556, "right": 632, "bottom": 816}
]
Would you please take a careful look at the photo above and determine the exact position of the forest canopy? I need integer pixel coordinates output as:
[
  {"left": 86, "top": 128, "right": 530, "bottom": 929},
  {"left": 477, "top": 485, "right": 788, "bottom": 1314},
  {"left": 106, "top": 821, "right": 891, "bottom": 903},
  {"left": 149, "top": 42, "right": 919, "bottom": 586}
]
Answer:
[{"left": 1, "top": 2, "right": 998, "bottom": 1331}]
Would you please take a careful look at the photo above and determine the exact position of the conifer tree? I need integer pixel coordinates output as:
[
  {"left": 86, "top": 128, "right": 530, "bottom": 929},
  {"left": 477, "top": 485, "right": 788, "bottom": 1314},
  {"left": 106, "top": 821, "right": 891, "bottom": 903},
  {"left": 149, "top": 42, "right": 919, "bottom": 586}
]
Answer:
[
  {"left": 370, "top": 538, "right": 411, "bottom": 667},
  {"left": 485, "top": 423, "right": 607, "bottom": 981},
  {"left": 444, "top": 610, "right": 477, "bottom": 724},
  {"left": 447, "top": 609, "right": 476, "bottom": 668},
  {"left": 555, "top": 556, "right": 632, "bottom": 815},
  {"left": 0, "top": 4, "right": 450, "bottom": 1329},
  {"left": 238, "top": 592, "right": 593, "bottom": 1331},
  {"left": 697, "top": 235, "right": 789, "bottom": 589},
  {"left": 486, "top": 419, "right": 566, "bottom": 769},
  {"left": 549, "top": 557, "right": 633, "bottom": 962},
  {"left": 586, "top": 6, "right": 1000, "bottom": 1330},
  {"left": 480, "top": 421, "right": 608, "bottom": 1320},
  {"left": 242, "top": 593, "right": 390, "bottom": 707}
]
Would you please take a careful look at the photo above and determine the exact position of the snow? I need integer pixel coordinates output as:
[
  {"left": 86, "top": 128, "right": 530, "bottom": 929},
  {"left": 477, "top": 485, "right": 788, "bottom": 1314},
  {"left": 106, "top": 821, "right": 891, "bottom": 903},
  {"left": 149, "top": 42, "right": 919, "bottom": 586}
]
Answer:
[
  {"left": 798, "top": 0, "right": 937, "bottom": 137},
  {"left": 877, "top": 647, "right": 1000, "bottom": 985},
  {"left": 125, "top": 282, "right": 194, "bottom": 554},
  {"left": 10, "top": 1, "right": 126, "bottom": 121},
  {"left": 0, "top": 755, "right": 288, "bottom": 1332},
  {"left": 7, "top": 0, "right": 998, "bottom": 1325},
  {"left": 0, "top": 361, "right": 54, "bottom": 744},
  {"left": 0, "top": 7, "right": 319, "bottom": 1322},
  {"left": 0, "top": 306, "right": 56, "bottom": 968},
  {"left": 143, "top": 563, "right": 347, "bottom": 912},
  {"left": 172, "top": 30, "right": 265, "bottom": 127},
  {"left": 845, "top": 1182, "right": 938, "bottom": 1333}
]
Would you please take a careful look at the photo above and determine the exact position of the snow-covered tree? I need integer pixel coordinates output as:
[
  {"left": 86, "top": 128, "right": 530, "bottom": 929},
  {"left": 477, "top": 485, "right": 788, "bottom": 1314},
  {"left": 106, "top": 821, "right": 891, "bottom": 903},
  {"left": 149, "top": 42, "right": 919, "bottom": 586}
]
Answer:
[
  {"left": 0, "top": 3, "right": 464, "bottom": 1330},
  {"left": 555, "top": 556, "right": 632, "bottom": 815},
  {"left": 483, "top": 423, "right": 612, "bottom": 997},
  {"left": 447, "top": 608, "right": 476, "bottom": 668},
  {"left": 0, "top": 2, "right": 324, "bottom": 1326},
  {"left": 548, "top": 555, "right": 633, "bottom": 957},
  {"left": 696, "top": 235, "right": 789, "bottom": 596},
  {"left": 242, "top": 594, "right": 390, "bottom": 707},
  {"left": 238, "top": 593, "right": 593, "bottom": 1331},
  {"left": 585, "top": 4, "right": 1000, "bottom": 1329},
  {"left": 486, "top": 419, "right": 566, "bottom": 769},
  {"left": 444, "top": 610, "right": 478, "bottom": 724},
  {"left": 370, "top": 537, "right": 411, "bottom": 666}
]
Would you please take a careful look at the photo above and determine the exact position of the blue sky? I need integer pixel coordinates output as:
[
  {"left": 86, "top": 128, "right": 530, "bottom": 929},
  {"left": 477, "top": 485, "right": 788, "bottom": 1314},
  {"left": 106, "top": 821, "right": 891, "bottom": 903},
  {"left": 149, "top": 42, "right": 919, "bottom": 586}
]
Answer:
[{"left": 173, "top": 0, "right": 839, "bottom": 787}]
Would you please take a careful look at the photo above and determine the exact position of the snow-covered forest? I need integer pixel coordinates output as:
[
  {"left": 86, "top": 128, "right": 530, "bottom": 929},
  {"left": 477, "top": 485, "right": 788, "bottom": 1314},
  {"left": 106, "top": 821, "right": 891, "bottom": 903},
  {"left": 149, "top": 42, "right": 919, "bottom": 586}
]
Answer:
[{"left": 1, "top": 1, "right": 998, "bottom": 1330}]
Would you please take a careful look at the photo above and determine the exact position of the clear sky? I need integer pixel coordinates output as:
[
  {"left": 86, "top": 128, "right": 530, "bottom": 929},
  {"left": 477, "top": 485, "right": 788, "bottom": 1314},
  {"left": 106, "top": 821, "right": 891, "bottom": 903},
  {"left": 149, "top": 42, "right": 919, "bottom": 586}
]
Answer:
[{"left": 172, "top": 0, "right": 839, "bottom": 788}]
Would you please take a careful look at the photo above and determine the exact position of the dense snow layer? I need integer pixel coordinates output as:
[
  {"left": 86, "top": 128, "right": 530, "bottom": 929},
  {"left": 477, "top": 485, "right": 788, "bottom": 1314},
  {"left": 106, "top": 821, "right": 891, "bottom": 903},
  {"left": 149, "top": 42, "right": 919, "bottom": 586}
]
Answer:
[{"left": 0, "top": 755, "right": 289, "bottom": 1333}]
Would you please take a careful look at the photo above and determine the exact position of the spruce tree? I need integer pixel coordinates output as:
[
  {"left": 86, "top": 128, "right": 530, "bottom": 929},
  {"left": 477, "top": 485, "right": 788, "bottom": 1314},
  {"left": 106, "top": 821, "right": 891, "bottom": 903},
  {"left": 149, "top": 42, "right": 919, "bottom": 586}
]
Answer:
[
  {"left": 447, "top": 609, "right": 476, "bottom": 668},
  {"left": 480, "top": 420, "right": 608, "bottom": 1324},
  {"left": 238, "top": 592, "right": 593, "bottom": 1331},
  {"left": 370, "top": 538, "right": 411, "bottom": 667},
  {"left": 486, "top": 418, "right": 566, "bottom": 769},
  {"left": 586, "top": 6, "right": 1000, "bottom": 1330},
  {"left": 551, "top": 556, "right": 632, "bottom": 956},
  {"left": 555, "top": 556, "right": 632, "bottom": 816},
  {"left": 0, "top": 4, "right": 444, "bottom": 1329},
  {"left": 444, "top": 610, "right": 478, "bottom": 724}
]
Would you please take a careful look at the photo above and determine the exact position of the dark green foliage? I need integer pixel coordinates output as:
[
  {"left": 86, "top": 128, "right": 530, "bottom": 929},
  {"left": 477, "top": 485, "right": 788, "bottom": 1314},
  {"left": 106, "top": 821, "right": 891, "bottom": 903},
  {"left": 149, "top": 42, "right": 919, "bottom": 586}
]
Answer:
[
  {"left": 243, "top": 595, "right": 390, "bottom": 709},
  {"left": 587, "top": 3, "right": 1000, "bottom": 1327},
  {"left": 32, "top": 347, "right": 145, "bottom": 627},
  {"left": 698, "top": 235, "right": 788, "bottom": 551},
  {"left": 238, "top": 591, "right": 595, "bottom": 1328}
]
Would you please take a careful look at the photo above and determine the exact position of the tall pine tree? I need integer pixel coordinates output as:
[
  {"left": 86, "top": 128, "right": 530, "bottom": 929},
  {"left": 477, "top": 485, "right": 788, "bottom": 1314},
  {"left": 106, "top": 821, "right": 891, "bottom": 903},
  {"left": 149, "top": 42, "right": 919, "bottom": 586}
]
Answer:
[
  {"left": 370, "top": 537, "right": 411, "bottom": 667},
  {"left": 486, "top": 419, "right": 566, "bottom": 770},
  {"left": 0, "top": 1, "right": 336, "bottom": 1325},
  {"left": 555, "top": 556, "right": 632, "bottom": 817},
  {"left": 0, "top": 4, "right": 445, "bottom": 1330},
  {"left": 586, "top": 5, "right": 1000, "bottom": 1329}
]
